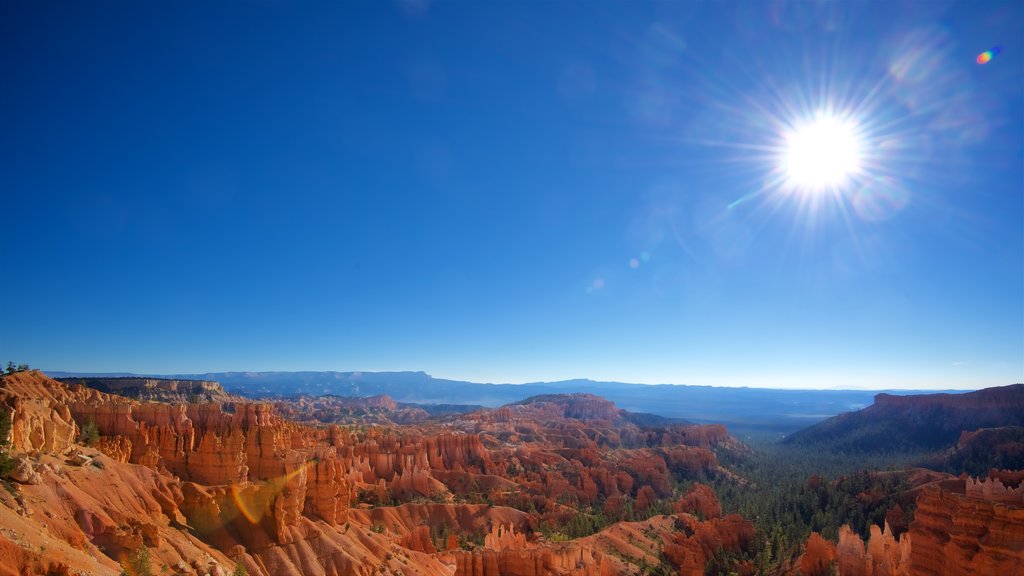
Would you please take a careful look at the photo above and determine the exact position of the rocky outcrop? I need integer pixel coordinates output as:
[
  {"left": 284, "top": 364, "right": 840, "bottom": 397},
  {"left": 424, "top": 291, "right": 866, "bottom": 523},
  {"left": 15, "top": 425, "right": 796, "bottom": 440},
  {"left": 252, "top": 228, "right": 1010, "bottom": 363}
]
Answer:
[
  {"left": 834, "top": 524, "right": 911, "bottom": 576},
  {"left": 402, "top": 525, "right": 437, "bottom": 554},
  {"left": 269, "top": 394, "right": 435, "bottom": 426},
  {"left": 452, "top": 546, "right": 615, "bottom": 576},
  {"left": 672, "top": 482, "right": 722, "bottom": 519},
  {"left": 909, "top": 477, "right": 1024, "bottom": 576},
  {"left": 349, "top": 503, "right": 531, "bottom": 537},
  {"left": 515, "top": 394, "right": 622, "bottom": 422},
  {"left": 452, "top": 514, "right": 700, "bottom": 576},
  {"left": 662, "top": 514, "right": 756, "bottom": 576},
  {"left": 484, "top": 524, "right": 528, "bottom": 550},
  {"left": 964, "top": 475, "right": 1024, "bottom": 504},
  {"left": 799, "top": 532, "right": 837, "bottom": 576},
  {"left": 0, "top": 448, "right": 236, "bottom": 576},
  {"left": 0, "top": 371, "right": 80, "bottom": 452}
]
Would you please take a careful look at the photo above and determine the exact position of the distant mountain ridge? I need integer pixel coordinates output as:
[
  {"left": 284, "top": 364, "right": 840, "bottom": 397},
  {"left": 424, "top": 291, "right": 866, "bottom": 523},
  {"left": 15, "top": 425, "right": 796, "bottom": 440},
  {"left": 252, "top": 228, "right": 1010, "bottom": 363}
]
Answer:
[
  {"left": 784, "top": 384, "right": 1024, "bottom": 453},
  {"left": 45, "top": 369, "right": 978, "bottom": 436}
]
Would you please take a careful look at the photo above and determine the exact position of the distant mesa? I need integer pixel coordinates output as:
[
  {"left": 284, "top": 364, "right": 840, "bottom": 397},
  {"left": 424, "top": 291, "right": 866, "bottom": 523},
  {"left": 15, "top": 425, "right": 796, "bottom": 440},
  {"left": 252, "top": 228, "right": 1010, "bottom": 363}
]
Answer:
[
  {"left": 58, "top": 376, "right": 237, "bottom": 404},
  {"left": 515, "top": 393, "right": 625, "bottom": 421},
  {"left": 784, "top": 383, "right": 1024, "bottom": 455}
]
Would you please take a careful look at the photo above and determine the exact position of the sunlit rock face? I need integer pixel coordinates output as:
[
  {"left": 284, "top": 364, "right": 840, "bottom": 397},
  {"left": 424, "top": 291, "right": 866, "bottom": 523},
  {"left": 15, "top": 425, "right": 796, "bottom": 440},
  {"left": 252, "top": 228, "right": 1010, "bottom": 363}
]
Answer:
[
  {"left": 799, "top": 532, "right": 838, "bottom": 576},
  {"left": 909, "top": 475, "right": 1024, "bottom": 576},
  {"left": 662, "top": 514, "right": 756, "bottom": 576},
  {"left": 0, "top": 371, "right": 80, "bottom": 453}
]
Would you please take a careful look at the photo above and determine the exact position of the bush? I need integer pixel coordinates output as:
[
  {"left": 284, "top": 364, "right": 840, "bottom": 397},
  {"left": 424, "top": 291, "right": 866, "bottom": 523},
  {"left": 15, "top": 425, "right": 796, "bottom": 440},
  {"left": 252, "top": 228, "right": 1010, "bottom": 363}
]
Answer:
[
  {"left": 120, "top": 545, "right": 152, "bottom": 576},
  {"left": 81, "top": 418, "right": 100, "bottom": 446},
  {"left": 0, "top": 409, "right": 14, "bottom": 477}
]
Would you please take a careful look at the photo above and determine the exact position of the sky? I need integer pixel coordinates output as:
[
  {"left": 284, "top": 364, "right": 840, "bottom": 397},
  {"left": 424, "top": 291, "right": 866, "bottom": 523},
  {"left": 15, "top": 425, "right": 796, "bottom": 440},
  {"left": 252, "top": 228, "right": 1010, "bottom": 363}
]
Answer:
[{"left": 1, "top": 1, "right": 1021, "bottom": 390}]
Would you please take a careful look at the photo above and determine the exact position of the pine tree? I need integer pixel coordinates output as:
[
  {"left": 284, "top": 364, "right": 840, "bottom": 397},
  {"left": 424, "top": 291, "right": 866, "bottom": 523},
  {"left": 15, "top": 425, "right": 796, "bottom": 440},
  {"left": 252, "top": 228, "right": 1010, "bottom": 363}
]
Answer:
[
  {"left": 120, "top": 545, "right": 152, "bottom": 576},
  {"left": 81, "top": 418, "right": 100, "bottom": 446},
  {"left": 0, "top": 409, "right": 14, "bottom": 477}
]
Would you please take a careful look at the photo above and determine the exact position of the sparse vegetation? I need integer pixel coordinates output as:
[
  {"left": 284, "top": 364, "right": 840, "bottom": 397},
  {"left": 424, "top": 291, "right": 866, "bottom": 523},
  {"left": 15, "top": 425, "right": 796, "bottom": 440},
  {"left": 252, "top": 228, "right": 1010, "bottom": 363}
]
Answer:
[
  {"left": 4, "top": 362, "right": 29, "bottom": 375},
  {"left": 0, "top": 409, "right": 15, "bottom": 477},
  {"left": 120, "top": 545, "right": 153, "bottom": 576},
  {"left": 81, "top": 417, "right": 100, "bottom": 446}
]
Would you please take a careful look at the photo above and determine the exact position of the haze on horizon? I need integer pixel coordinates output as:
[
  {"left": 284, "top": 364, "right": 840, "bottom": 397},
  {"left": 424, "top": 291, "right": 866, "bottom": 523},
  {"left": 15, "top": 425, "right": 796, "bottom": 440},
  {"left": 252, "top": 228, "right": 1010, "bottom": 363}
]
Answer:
[{"left": 2, "top": 1, "right": 1021, "bottom": 391}]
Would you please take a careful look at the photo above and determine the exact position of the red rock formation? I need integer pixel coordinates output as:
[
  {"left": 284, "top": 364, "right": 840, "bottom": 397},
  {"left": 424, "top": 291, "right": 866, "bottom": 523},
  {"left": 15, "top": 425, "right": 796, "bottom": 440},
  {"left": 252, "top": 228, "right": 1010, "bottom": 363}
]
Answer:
[
  {"left": 452, "top": 546, "right": 615, "bottom": 576},
  {"left": 402, "top": 525, "right": 437, "bottom": 554},
  {"left": 799, "top": 532, "right": 837, "bottom": 576},
  {"left": 350, "top": 503, "right": 531, "bottom": 538},
  {"left": 909, "top": 478, "right": 1024, "bottom": 576},
  {"left": 484, "top": 523, "right": 528, "bottom": 551},
  {"left": 818, "top": 522, "right": 912, "bottom": 576},
  {"left": 885, "top": 504, "right": 908, "bottom": 537},
  {"left": 0, "top": 371, "right": 80, "bottom": 452},
  {"left": 1, "top": 371, "right": 754, "bottom": 576},
  {"left": 663, "top": 514, "right": 755, "bottom": 576},
  {"left": 817, "top": 471, "right": 1024, "bottom": 576},
  {"left": 965, "top": 475, "right": 1024, "bottom": 504},
  {"left": 673, "top": 483, "right": 722, "bottom": 519},
  {"left": 453, "top": 514, "right": 692, "bottom": 576},
  {"left": 513, "top": 394, "right": 622, "bottom": 422},
  {"left": 835, "top": 524, "right": 874, "bottom": 576},
  {"left": 94, "top": 434, "right": 133, "bottom": 462},
  {"left": 635, "top": 485, "right": 657, "bottom": 513},
  {"left": 865, "top": 523, "right": 911, "bottom": 576}
]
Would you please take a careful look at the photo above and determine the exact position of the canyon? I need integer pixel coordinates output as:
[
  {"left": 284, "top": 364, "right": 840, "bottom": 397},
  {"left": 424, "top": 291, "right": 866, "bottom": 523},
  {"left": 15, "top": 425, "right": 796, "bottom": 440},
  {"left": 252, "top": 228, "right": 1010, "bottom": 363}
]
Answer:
[{"left": 1, "top": 370, "right": 1021, "bottom": 575}]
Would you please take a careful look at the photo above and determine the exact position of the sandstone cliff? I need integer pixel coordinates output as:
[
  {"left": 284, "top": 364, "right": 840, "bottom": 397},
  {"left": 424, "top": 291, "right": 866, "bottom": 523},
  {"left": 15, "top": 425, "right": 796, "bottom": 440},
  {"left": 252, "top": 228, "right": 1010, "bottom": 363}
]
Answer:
[{"left": 909, "top": 475, "right": 1024, "bottom": 576}]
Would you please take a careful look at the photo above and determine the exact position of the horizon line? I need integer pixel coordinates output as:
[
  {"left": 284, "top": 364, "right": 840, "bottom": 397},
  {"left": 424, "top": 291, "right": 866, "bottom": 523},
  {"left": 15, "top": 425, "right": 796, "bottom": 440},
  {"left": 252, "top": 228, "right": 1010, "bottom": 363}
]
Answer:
[{"left": 39, "top": 367, "right": 1006, "bottom": 392}]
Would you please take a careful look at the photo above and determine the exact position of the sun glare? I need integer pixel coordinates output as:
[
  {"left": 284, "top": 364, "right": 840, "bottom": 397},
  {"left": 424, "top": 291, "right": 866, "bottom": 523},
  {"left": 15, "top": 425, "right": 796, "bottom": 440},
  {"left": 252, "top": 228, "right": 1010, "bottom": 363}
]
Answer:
[{"left": 783, "top": 115, "right": 863, "bottom": 191}]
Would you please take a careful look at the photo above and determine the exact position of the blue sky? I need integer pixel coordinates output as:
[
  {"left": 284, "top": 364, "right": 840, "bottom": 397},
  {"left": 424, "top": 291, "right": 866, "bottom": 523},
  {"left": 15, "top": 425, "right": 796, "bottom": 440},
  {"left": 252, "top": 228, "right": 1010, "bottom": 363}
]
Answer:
[{"left": 1, "top": 1, "right": 1021, "bottom": 389}]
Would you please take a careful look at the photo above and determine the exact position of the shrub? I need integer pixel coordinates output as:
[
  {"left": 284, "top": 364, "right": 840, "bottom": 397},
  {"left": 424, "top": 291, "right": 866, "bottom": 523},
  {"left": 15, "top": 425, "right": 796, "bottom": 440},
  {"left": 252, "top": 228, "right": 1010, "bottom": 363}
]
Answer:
[
  {"left": 0, "top": 409, "right": 14, "bottom": 477},
  {"left": 120, "top": 545, "right": 152, "bottom": 576},
  {"left": 81, "top": 418, "right": 100, "bottom": 446}
]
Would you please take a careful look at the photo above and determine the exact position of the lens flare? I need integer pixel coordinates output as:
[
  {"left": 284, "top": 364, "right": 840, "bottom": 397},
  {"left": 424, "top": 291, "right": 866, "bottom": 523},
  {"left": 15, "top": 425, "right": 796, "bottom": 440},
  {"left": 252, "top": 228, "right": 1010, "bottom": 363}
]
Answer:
[
  {"left": 976, "top": 46, "right": 1001, "bottom": 65},
  {"left": 231, "top": 461, "right": 315, "bottom": 525}
]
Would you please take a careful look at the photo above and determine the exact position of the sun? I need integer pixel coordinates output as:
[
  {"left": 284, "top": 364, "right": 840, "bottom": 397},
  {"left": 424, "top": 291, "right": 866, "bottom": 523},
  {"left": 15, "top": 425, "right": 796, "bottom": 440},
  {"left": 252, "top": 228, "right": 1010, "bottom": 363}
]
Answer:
[{"left": 782, "top": 114, "right": 864, "bottom": 191}]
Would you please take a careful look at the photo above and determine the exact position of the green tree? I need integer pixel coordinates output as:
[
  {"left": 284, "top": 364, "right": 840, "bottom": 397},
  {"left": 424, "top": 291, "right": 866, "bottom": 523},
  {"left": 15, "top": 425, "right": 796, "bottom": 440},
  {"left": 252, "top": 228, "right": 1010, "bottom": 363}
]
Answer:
[
  {"left": 81, "top": 418, "right": 100, "bottom": 446},
  {"left": 4, "top": 362, "right": 14, "bottom": 375},
  {"left": 232, "top": 561, "right": 248, "bottom": 576},
  {"left": 0, "top": 409, "right": 15, "bottom": 477},
  {"left": 120, "top": 545, "right": 152, "bottom": 576}
]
